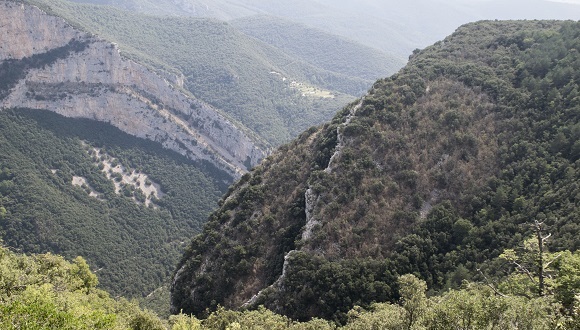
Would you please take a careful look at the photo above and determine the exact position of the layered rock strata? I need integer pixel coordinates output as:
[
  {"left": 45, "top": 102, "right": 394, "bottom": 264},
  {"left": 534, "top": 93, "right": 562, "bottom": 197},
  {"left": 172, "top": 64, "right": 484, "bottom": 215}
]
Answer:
[{"left": 0, "top": 0, "right": 266, "bottom": 178}]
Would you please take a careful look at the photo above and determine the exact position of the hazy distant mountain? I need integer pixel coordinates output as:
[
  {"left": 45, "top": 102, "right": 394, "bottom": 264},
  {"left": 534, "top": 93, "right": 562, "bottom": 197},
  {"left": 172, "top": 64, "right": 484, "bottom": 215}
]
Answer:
[
  {"left": 237, "top": 0, "right": 580, "bottom": 56},
  {"left": 231, "top": 15, "right": 403, "bottom": 82},
  {"left": 69, "top": 0, "right": 580, "bottom": 57}
]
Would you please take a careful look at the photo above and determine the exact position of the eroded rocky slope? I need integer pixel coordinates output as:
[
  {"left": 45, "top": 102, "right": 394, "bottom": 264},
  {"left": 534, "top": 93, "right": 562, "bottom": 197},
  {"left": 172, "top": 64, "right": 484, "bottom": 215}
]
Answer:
[{"left": 171, "top": 20, "right": 580, "bottom": 322}]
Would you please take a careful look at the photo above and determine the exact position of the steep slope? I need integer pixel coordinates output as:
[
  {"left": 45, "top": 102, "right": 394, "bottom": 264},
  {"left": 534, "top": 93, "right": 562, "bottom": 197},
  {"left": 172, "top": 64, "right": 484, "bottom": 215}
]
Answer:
[
  {"left": 0, "top": 107, "right": 229, "bottom": 299},
  {"left": 231, "top": 15, "right": 404, "bottom": 82},
  {"left": 26, "top": 0, "right": 378, "bottom": 146},
  {"left": 1, "top": 0, "right": 265, "bottom": 178},
  {"left": 171, "top": 20, "right": 580, "bottom": 322}
]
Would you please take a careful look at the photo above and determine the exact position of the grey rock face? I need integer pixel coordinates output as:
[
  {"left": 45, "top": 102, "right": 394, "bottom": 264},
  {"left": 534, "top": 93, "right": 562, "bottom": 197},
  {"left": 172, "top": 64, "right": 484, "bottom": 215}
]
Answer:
[{"left": 0, "top": 0, "right": 266, "bottom": 178}]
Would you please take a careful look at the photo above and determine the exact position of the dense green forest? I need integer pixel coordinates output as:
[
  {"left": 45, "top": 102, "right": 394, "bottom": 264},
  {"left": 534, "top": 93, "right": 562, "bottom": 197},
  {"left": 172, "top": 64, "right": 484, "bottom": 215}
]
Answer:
[
  {"left": 2, "top": 244, "right": 578, "bottom": 329},
  {"left": 23, "top": 0, "right": 387, "bottom": 146},
  {"left": 0, "top": 108, "right": 227, "bottom": 303},
  {"left": 172, "top": 20, "right": 580, "bottom": 323}
]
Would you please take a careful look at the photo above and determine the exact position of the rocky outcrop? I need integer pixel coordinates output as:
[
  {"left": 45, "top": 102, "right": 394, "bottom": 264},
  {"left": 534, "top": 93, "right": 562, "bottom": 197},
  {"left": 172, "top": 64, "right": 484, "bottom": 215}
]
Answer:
[
  {"left": 0, "top": 1, "right": 82, "bottom": 60},
  {"left": 0, "top": 0, "right": 266, "bottom": 178}
]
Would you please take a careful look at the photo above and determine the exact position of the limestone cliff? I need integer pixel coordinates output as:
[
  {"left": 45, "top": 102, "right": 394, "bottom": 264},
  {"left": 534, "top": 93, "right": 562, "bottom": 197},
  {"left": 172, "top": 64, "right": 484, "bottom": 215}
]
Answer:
[{"left": 0, "top": 0, "right": 266, "bottom": 178}]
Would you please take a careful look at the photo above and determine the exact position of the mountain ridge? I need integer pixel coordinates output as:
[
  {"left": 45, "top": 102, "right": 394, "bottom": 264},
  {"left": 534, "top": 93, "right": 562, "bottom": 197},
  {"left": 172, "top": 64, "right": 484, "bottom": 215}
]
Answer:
[{"left": 171, "top": 19, "right": 580, "bottom": 322}]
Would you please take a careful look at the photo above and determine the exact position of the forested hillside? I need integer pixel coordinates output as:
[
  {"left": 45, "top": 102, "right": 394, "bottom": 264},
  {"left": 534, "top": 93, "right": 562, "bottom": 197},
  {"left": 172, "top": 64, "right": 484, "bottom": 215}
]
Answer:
[
  {"left": 25, "top": 0, "right": 395, "bottom": 146},
  {"left": 67, "top": 0, "right": 254, "bottom": 18},
  {"left": 172, "top": 20, "right": 580, "bottom": 323},
  {"left": 3, "top": 0, "right": 579, "bottom": 327},
  {"left": 0, "top": 0, "right": 268, "bottom": 314},
  {"left": 231, "top": 15, "right": 403, "bottom": 82},
  {"left": 0, "top": 108, "right": 227, "bottom": 300}
]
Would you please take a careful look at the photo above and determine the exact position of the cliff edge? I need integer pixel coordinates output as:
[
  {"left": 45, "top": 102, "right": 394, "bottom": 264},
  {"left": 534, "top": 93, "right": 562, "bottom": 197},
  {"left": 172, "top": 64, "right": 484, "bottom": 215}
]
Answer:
[{"left": 0, "top": 0, "right": 266, "bottom": 178}]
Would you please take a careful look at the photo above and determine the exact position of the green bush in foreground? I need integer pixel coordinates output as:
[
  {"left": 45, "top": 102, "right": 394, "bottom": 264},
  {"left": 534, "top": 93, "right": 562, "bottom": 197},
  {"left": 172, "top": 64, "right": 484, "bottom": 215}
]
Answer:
[
  {"left": 2, "top": 244, "right": 577, "bottom": 329},
  {"left": 0, "top": 245, "right": 165, "bottom": 329}
]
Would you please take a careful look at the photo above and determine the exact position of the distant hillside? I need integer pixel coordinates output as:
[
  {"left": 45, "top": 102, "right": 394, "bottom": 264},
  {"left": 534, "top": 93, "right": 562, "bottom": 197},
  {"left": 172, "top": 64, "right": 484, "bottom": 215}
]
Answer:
[
  {"left": 171, "top": 20, "right": 580, "bottom": 322},
  {"left": 68, "top": 0, "right": 580, "bottom": 58},
  {"left": 231, "top": 15, "right": 404, "bottom": 82},
  {"left": 67, "top": 0, "right": 257, "bottom": 19},
  {"left": 27, "top": 0, "right": 393, "bottom": 146},
  {"left": 303, "top": 0, "right": 580, "bottom": 54},
  {"left": 0, "top": 108, "right": 227, "bottom": 299}
]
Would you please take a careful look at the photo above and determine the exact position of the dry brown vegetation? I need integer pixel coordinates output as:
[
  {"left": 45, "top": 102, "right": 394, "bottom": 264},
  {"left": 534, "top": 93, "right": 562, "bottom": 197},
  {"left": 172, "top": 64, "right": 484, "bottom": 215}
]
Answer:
[{"left": 172, "top": 20, "right": 580, "bottom": 322}]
